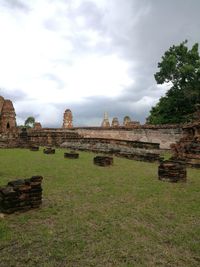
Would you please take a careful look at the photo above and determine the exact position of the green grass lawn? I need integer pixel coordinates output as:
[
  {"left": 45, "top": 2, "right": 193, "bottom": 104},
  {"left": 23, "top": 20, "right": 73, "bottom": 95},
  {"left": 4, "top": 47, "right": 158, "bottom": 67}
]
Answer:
[{"left": 0, "top": 148, "right": 200, "bottom": 267}]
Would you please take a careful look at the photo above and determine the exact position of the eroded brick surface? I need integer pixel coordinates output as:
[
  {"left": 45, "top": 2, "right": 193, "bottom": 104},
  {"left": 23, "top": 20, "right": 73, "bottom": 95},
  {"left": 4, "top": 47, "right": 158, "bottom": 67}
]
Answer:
[
  {"left": 158, "top": 160, "right": 187, "bottom": 182},
  {"left": 0, "top": 176, "right": 43, "bottom": 214}
]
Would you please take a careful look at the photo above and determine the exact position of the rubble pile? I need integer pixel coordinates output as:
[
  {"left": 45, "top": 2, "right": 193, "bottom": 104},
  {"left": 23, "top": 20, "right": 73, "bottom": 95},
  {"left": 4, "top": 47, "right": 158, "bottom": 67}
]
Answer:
[
  {"left": 0, "top": 176, "right": 43, "bottom": 214},
  {"left": 171, "top": 105, "right": 200, "bottom": 168},
  {"left": 171, "top": 121, "right": 200, "bottom": 168}
]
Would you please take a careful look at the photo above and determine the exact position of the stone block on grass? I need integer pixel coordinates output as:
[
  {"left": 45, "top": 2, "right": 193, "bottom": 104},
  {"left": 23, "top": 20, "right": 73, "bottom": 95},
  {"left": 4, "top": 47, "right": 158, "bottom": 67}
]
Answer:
[
  {"left": 93, "top": 156, "right": 113, "bottom": 167},
  {"left": 158, "top": 160, "right": 187, "bottom": 182},
  {"left": 0, "top": 176, "right": 43, "bottom": 214}
]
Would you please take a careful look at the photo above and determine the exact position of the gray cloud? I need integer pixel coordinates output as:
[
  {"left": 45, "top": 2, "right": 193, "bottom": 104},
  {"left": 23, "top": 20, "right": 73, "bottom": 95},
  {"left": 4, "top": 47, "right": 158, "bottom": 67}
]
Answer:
[
  {"left": 0, "top": 0, "right": 30, "bottom": 11},
  {"left": 75, "top": 1, "right": 104, "bottom": 31},
  {"left": 0, "top": 88, "right": 28, "bottom": 102}
]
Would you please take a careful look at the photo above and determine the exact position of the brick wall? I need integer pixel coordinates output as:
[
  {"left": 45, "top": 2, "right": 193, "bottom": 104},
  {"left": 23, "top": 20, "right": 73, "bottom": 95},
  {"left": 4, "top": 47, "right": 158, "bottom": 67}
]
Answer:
[{"left": 76, "top": 126, "right": 182, "bottom": 149}]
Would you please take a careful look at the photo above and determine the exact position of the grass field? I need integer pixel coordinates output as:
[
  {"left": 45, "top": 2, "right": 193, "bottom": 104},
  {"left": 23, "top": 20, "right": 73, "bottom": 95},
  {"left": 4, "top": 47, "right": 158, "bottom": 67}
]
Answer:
[{"left": 0, "top": 148, "right": 200, "bottom": 267}]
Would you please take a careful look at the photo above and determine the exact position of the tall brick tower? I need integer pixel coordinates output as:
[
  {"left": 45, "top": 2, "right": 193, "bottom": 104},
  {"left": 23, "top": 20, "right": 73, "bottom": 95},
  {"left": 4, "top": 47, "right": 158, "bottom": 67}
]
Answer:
[
  {"left": 0, "top": 96, "right": 16, "bottom": 132},
  {"left": 62, "top": 109, "right": 73, "bottom": 128}
]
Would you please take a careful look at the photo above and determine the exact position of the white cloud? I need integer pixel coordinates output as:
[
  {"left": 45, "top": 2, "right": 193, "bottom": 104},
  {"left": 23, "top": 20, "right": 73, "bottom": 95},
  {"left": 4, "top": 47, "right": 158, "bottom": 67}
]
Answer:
[{"left": 0, "top": 0, "right": 134, "bottom": 105}]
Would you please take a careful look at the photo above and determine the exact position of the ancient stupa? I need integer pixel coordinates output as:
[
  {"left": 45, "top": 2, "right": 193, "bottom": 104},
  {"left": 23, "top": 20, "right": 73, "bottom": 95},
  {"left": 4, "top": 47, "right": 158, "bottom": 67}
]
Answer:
[
  {"left": 0, "top": 96, "right": 16, "bottom": 132},
  {"left": 111, "top": 117, "right": 119, "bottom": 127},
  {"left": 62, "top": 109, "right": 73, "bottom": 128},
  {"left": 101, "top": 112, "right": 110, "bottom": 128}
]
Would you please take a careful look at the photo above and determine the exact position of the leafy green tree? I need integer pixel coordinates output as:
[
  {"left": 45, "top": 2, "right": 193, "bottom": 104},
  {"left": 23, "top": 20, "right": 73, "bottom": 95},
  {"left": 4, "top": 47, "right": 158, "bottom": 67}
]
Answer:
[
  {"left": 148, "top": 40, "right": 200, "bottom": 124},
  {"left": 24, "top": 116, "right": 35, "bottom": 128}
]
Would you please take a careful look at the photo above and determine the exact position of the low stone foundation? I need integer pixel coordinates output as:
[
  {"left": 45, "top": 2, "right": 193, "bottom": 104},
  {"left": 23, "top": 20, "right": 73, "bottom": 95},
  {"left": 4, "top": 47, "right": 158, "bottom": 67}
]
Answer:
[
  {"left": 61, "top": 138, "right": 162, "bottom": 163},
  {"left": 0, "top": 176, "right": 43, "bottom": 214},
  {"left": 28, "top": 128, "right": 81, "bottom": 147},
  {"left": 116, "top": 152, "right": 163, "bottom": 162},
  {"left": 93, "top": 156, "right": 113, "bottom": 167},
  {"left": 158, "top": 160, "right": 187, "bottom": 183}
]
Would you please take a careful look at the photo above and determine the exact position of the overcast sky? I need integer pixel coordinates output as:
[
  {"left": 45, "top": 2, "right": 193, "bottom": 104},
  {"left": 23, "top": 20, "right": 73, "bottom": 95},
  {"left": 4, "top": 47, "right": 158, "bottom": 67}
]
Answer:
[{"left": 0, "top": 0, "right": 200, "bottom": 127}]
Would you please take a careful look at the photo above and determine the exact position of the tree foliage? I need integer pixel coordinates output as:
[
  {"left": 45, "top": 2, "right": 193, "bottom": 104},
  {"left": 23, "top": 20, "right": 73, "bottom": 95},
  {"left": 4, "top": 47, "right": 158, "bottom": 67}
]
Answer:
[
  {"left": 148, "top": 40, "right": 200, "bottom": 124},
  {"left": 24, "top": 116, "right": 35, "bottom": 128}
]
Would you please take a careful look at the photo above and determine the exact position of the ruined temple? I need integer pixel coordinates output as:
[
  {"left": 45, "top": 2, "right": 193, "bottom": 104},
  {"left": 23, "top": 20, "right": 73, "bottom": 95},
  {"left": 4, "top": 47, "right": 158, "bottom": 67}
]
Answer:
[
  {"left": 0, "top": 96, "right": 16, "bottom": 132},
  {"left": 0, "top": 95, "right": 183, "bottom": 151},
  {"left": 62, "top": 109, "right": 73, "bottom": 128},
  {"left": 33, "top": 122, "right": 42, "bottom": 130}
]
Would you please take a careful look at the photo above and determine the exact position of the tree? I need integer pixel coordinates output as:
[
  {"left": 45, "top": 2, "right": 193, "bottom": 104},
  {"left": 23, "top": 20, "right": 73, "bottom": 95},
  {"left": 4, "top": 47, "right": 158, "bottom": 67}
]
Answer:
[
  {"left": 24, "top": 116, "right": 35, "bottom": 128},
  {"left": 148, "top": 40, "right": 200, "bottom": 124}
]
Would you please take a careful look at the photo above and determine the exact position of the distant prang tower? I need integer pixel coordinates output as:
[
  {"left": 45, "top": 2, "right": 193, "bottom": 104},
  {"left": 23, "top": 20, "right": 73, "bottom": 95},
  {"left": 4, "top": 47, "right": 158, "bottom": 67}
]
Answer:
[
  {"left": 62, "top": 109, "right": 73, "bottom": 128},
  {"left": 123, "top": 116, "right": 131, "bottom": 126},
  {"left": 101, "top": 112, "right": 110, "bottom": 128},
  {"left": 111, "top": 117, "right": 119, "bottom": 127}
]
